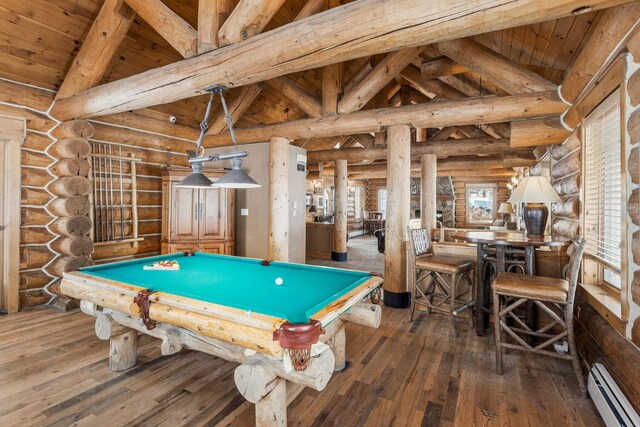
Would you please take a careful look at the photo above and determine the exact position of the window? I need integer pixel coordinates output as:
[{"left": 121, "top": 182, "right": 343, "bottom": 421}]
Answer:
[
  {"left": 466, "top": 184, "right": 497, "bottom": 225},
  {"left": 583, "top": 91, "right": 622, "bottom": 289},
  {"left": 378, "top": 189, "right": 387, "bottom": 212}
]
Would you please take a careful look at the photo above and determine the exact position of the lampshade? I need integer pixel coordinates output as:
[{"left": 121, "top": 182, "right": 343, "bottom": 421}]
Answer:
[
  {"left": 308, "top": 205, "right": 317, "bottom": 213},
  {"left": 497, "top": 203, "right": 513, "bottom": 215},
  {"left": 176, "top": 162, "right": 214, "bottom": 188},
  {"left": 213, "top": 158, "right": 261, "bottom": 188},
  {"left": 508, "top": 176, "right": 561, "bottom": 203}
]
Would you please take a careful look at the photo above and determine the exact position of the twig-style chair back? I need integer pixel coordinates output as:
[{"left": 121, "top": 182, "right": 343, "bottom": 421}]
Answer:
[
  {"left": 565, "top": 236, "right": 587, "bottom": 305},
  {"left": 407, "top": 228, "right": 433, "bottom": 257}
]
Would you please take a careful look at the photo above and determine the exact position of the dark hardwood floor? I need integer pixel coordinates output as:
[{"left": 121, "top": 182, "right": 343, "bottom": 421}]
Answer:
[{"left": 0, "top": 301, "right": 602, "bottom": 426}]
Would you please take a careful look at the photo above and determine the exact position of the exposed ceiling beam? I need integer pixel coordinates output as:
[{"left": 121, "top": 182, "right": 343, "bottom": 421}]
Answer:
[
  {"left": 265, "top": 76, "right": 323, "bottom": 117},
  {"left": 205, "top": 83, "right": 263, "bottom": 135},
  {"left": 437, "top": 38, "right": 557, "bottom": 94},
  {"left": 307, "top": 138, "right": 513, "bottom": 162},
  {"left": 420, "top": 56, "right": 467, "bottom": 79},
  {"left": 125, "top": 0, "right": 198, "bottom": 58},
  {"left": 204, "top": 90, "right": 564, "bottom": 145},
  {"left": 322, "top": 64, "right": 342, "bottom": 115},
  {"left": 338, "top": 46, "right": 424, "bottom": 113},
  {"left": 560, "top": 3, "right": 640, "bottom": 105},
  {"left": 50, "top": 0, "right": 631, "bottom": 120},
  {"left": 510, "top": 117, "right": 571, "bottom": 147},
  {"left": 56, "top": 0, "right": 135, "bottom": 100},
  {"left": 345, "top": 168, "right": 517, "bottom": 179},
  {"left": 218, "top": 0, "right": 287, "bottom": 46},
  {"left": 198, "top": 0, "right": 235, "bottom": 54}
]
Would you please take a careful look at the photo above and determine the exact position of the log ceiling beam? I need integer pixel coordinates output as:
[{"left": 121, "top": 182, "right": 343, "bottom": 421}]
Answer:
[
  {"left": 322, "top": 64, "right": 342, "bottom": 115},
  {"left": 420, "top": 56, "right": 467, "bottom": 79},
  {"left": 338, "top": 46, "right": 424, "bottom": 113},
  {"left": 400, "top": 65, "right": 510, "bottom": 138},
  {"left": 510, "top": 116, "right": 571, "bottom": 147},
  {"left": 204, "top": 90, "right": 564, "bottom": 146},
  {"left": 125, "top": 0, "right": 198, "bottom": 58},
  {"left": 198, "top": 0, "right": 235, "bottom": 54},
  {"left": 50, "top": 0, "right": 632, "bottom": 121},
  {"left": 296, "top": 0, "right": 328, "bottom": 21},
  {"left": 437, "top": 38, "right": 557, "bottom": 94},
  {"left": 560, "top": 3, "right": 640, "bottom": 104},
  {"left": 265, "top": 77, "right": 323, "bottom": 118},
  {"left": 218, "top": 0, "right": 287, "bottom": 47},
  {"left": 205, "top": 83, "right": 263, "bottom": 135},
  {"left": 56, "top": 0, "right": 135, "bottom": 100},
  {"left": 346, "top": 168, "right": 517, "bottom": 179},
  {"left": 308, "top": 138, "right": 513, "bottom": 162}
]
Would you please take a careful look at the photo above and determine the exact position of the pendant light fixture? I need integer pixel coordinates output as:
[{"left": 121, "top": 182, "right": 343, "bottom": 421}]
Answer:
[{"left": 176, "top": 85, "right": 261, "bottom": 189}]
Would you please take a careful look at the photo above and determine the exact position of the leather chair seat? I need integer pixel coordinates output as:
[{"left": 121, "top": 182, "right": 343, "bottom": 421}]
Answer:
[
  {"left": 492, "top": 272, "right": 569, "bottom": 303},
  {"left": 415, "top": 254, "right": 474, "bottom": 274}
]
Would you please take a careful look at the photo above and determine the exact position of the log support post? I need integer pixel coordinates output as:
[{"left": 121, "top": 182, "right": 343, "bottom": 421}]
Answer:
[
  {"left": 384, "top": 125, "right": 411, "bottom": 308},
  {"left": 268, "top": 137, "right": 290, "bottom": 262},
  {"left": 325, "top": 325, "right": 346, "bottom": 371},
  {"left": 332, "top": 159, "right": 348, "bottom": 261},
  {"left": 421, "top": 154, "right": 437, "bottom": 231}
]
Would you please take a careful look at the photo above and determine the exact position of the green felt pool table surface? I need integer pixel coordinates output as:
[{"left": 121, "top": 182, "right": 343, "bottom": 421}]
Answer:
[{"left": 80, "top": 252, "right": 373, "bottom": 324}]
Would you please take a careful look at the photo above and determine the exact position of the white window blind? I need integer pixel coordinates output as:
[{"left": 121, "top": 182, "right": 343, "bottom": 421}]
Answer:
[{"left": 583, "top": 91, "right": 622, "bottom": 278}]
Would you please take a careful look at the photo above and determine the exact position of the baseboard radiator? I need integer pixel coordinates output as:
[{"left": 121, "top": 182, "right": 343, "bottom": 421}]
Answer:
[{"left": 588, "top": 363, "right": 639, "bottom": 426}]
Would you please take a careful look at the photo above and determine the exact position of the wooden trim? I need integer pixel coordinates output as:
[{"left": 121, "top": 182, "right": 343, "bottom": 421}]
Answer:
[
  {"left": 0, "top": 115, "right": 25, "bottom": 313},
  {"left": 578, "top": 284, "right": 625, "bottom": 335}
]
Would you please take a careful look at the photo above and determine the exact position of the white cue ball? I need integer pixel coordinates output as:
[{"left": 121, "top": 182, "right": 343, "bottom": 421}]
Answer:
[{"left": 275, "top": 277, "right": 284, "bottom": 285}]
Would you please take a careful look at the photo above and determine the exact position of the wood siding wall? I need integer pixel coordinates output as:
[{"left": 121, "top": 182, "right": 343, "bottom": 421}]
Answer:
[{"left": 3, "top": 78, "right": 193, "bottom": 310}]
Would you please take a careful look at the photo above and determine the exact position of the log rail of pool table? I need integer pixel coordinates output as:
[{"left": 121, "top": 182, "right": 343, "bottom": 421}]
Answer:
[{"left": 60, "top": 271, "right": 383, "bottom": 358}]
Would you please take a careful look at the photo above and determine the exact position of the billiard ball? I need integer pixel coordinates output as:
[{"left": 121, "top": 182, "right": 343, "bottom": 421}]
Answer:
[{"left": 275, "top": 277, "right": 283, "bottom": 285}]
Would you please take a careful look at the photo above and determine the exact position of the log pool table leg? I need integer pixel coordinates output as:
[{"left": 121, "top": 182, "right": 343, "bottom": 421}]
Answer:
[
  {"left": 256, "top": 378, "right": 287, "bottom": 427},
  {"left": 326, "top": 325, "right": 346, "bottom": 371},
  {"left": 109, "top": 329, "right": 138, "bottom": 371}
]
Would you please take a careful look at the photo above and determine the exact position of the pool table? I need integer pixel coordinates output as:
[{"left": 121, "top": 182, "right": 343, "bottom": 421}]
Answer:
[{"left": 61, "top": 252, "right": 383, "bottom": 425}]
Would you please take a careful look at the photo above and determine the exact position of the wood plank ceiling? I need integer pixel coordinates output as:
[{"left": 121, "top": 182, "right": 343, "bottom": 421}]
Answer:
[{"left": 0, "top": 0, "right": 600, "bottom": 149}]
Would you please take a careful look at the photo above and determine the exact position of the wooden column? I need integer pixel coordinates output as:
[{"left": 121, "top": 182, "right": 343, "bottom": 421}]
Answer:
[
  {"left": 384, "top": 125, "right": 411, "bottom": 308},
  {"left": 268, "top": 137, "right": 289, "bottom": 262},
  {"left": 332, "top": 159, "right": 348, "bottom": 261},
  {"left": 421, "top": 154, "right": 437, "bottom": 231}
]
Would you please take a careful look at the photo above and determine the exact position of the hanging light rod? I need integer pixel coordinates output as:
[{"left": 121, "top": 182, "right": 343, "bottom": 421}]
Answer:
[{"left": 176, "top": 85, "right": 261, "bottom": 189}]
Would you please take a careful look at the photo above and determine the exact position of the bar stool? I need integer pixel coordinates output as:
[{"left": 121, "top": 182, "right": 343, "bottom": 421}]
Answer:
[
  {"left": 407, "top": 227, "right": 476, "bottom": 336},
  {"left": 491, "top": 237, "right": 587, "bottom": 396}
]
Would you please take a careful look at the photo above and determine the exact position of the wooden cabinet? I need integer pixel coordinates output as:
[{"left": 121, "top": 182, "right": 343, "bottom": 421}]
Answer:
[{"left": 161, "top": 168, "right": 234, "bottom": 255}]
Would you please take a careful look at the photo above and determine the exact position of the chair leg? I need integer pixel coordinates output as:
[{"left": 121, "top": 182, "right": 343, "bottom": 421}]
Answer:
[
  {"left": 410, "top": 270, "right": 418, "bottom": 322},
  {"left": 566, "top": 307, "right": 587, "bottom": 398},
  {"left": 450, "top": 273, "right": 459, "bottom": 337},
  {"left": 493, "top": 291, "right": 503, "bottom": 375}
]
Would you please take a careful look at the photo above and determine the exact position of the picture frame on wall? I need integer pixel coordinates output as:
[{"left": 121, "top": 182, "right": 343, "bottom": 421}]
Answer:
[
  {"left": 410, "top": 184, "right": 419, "bottom": 195},
  {"left": 313, "top": 181, "right": 323, "bottom": 195},
  {"left": 305, "top": 193, "right": 312, "bottom": 206}
]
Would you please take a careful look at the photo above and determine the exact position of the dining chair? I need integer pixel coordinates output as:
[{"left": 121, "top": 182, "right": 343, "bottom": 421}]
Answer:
[
  {"left": 407, "top": 227, "right": 476, "bottom": 336},
  {"left": 491, "top": 237, "right": 587, "bottom": 396}
]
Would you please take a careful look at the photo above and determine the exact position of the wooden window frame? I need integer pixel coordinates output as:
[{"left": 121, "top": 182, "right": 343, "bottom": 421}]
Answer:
[
  {"left": 580, "top": 89, "right": 625, "bottom": 301},
  {"left": 465, "top": 183, "right": 498, "bottom": 226}
]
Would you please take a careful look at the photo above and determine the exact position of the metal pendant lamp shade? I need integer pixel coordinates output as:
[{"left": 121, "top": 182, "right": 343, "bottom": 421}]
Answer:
[
  {"left": 176, "top": 162, "right": 214, "bottom": 188},
  {"left": 213, "top": 158, "right": 261, "bottom": 188}
]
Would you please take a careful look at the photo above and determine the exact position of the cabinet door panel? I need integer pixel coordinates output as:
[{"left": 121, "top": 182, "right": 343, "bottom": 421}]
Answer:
[
  {"left": 169, "top": 243, "right": 199, "bottom": 253},
  {"left": 199, "top": 188, "right": 223, "bottom": 239},
  {"left": 199, "top": 242, "right": 225, "bottom": 254},
  {"left": 170, "top": 185, "right": 199, "bottom": 241}
]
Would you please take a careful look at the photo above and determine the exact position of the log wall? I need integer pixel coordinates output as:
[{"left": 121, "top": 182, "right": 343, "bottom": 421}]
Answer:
[
  {"left": 625, "top": 54, "right": 640, "bottom": 346},
  {"left": 550, "top": 130, "right": 581, "bottom": 239},
  {"left": 3, "top": 78, "right": 193, "bottom": 310}
]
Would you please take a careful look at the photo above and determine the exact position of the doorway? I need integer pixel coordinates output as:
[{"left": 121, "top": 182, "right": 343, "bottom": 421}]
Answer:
[{"left": 0, "top": 115, "right": 26, "bottom": 313}]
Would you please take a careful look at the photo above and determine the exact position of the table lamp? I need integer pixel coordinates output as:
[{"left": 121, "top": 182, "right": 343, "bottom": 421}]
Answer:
[
  {"left": 508, "top": 176, "right": 561, "bottom": 237},
  {"left": 497, "top": 203, "right": 513, "bottom": 222}
]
